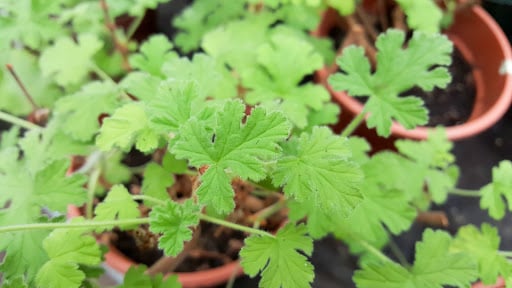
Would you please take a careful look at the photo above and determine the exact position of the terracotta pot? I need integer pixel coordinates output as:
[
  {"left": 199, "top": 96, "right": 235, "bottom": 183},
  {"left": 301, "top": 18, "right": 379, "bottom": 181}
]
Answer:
[
  {"left": 314, "top": 5, "right": 512, "bottom": 147},
  {"left": 472, "top": 277, "right": 505, "bottom": 288},
  {"left": 67, "top": 205, "right": 244, "bottom": 288}
]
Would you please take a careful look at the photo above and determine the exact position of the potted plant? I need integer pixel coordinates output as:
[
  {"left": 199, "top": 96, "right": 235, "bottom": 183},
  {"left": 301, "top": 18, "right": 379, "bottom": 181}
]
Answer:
[
  {"left": 0, "top": 1, "right": 512, "bottom": 288},
  {"left": 314, "top": 0, "right": 512, "bottom": 147}
]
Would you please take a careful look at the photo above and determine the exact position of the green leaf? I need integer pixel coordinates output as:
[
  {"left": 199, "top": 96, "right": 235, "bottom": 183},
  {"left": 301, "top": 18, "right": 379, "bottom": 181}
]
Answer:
[
  {"left": 162, "top": 151, "right": 188, "bottom": 174},
  {"left": 142, "top": 162, "right": 175, "bottom": 204},
  {"left": 119, "top": 72, "right": 162, "bottom": 102},
  {"left": 149, "top": 199, "right": 200, "bottom": 256},
  {"left": 480, "top": 160, "right": 512, "bottom": 220},
  {"left": 241, "top": 31, "right": 330, "bottom": 128},
  {"left": 395, "top": 0, "right": 443, "bottom": 33},
  {"left": 0, "top": 50, "right": 61, "bottom": 115},
  {"left": 173, "top": 0, "right": 246, "bottom": 52},
  {"left": 202, "top": 14, "right": 276, "bottom": 71},
  {"left": 118, "top": 265, "right": 182, "bottom": 288},
  {"left": 354, "top": 229, "right": 478, "bottom": 288},
  {"left": 94, "top": 185, "right": 141, "bottom": 230},
  {"left": 40, "top": 34, "right": 103, "bottom": 86},
  {"left": 240, "top": 223, "right": 314, "bottom": 288},
  {"left": 328, "top": 30, "right": 453, "bottom": 136},
  {"left": 36, "top": 223, "right": 102, "bottom": 288},
  {"left": 452, "top": 224, "right": 512, "bottom": 285},
  {"left": 394, "top": 128, "right": 458, "bottom": 203},
  {"left": 172, "top": 100, "right": 290, "bottom": 214},
  {"left": 55, "top": 81, "right": 121, "bottom": 141},
  {"left": 274, "top": 127, "right": 363, "bottom": 217},
  {"left": 0, "top": 0, "right": 65, "bottom": 49},
  {"left": 96, "top": 102, "right": 160, "bottom": 153},
  {"left": 335, "top": 183, "right": 417, "bottom": 252},
  {"left": 129, "top": 35, "right": 178, "bottom": 77},
  {"left": 162, "top": 54, "right": 237, "bottom": 100},
  {"left": 326, "top": 0, "right": 356, "bottom": 15},
  {"left": 101, "top": 151, "right": 132, "bottom": 184},
  {"left": 146, "top": 80, "right": 214, "bottom": 135}
]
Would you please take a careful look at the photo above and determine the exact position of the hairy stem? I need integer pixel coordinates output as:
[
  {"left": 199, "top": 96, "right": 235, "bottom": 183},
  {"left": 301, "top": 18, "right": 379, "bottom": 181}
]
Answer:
[
  {"left": 126, "top": 15, "right": 144, "bottom": 40},
  {"left": 86, "top": 167, "right": 102, "bottom": 219},
  {"left": 0, "top": 110, "right": 41, "bottom": 131},
  {"left": 200, "top": 214, "right": 275, "bottom": 238},
  {"left": 449, "top": 188, "right": 481, "bottom": 197},
  {"left": 251, "top": 199, "right": 287, "bottom": 228},
  {"left": 498, "top": 250, "right": 512, "bottom": 258},
  {"left": 6, "top": 64, "right": 38, "bottom": 110},
  {"left": 0, "top": 218, "right": 151, "bottom": 234},
  {"left": 341, "top": 111, "right": 366, "bottom": 137},
  {"left": 358, "top": 240, "right": 395, "bottom": 264},
  {"left": 387, "top": 237, "right": 410, "bottom": 268},
  {"left": 132, "top": 194, "right": 167, "bottom": 206}
]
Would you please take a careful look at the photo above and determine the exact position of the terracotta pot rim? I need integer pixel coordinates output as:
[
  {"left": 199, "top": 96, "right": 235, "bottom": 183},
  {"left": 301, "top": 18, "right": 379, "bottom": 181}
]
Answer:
[
  {"left": 318, "top": 5, "right": 512, "bottom": 141},
  {"left": 67, "top": 205, "right": 244, "bottom": 288}
]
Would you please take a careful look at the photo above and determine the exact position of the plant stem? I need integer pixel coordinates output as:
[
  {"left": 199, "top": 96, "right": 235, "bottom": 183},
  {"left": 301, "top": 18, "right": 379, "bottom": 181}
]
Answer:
[
  {"left": 498, "top": 250, "right": 512, "bottom": 258},
  {"left": 358, "top": 240, "right": 394, "bottom": 264},
  {"left": 0, "top": 110, "right": 41, "bottom": 130},
  {"left": 132, "top": 195, "right": 167, "bottom": 206},
  {"left": 199, "top": 214, "right": 275, "bottom": 238},
  {"left": 5, "top": 64, "right": 38, "bottom": 110},
  {"left": 251, "top": 199, "right": 287, "bottom": 226},
  {"left": 0, "top": 218, "right": 150, "bottom": 234},
  {"left": 387, "top": 237, "right": 410, "bottom": 268},
  {"left": 126, "top": 15, "right": 144, "bottom": 40},
  {"left": 341, "top": 111, "right": 366, "bottom": 137},
  {"left": 86, "top": 167, "right": 102, "bottom": 219},
  {"left": 449, "top": 188, "right": 481, "bottom": 197}
]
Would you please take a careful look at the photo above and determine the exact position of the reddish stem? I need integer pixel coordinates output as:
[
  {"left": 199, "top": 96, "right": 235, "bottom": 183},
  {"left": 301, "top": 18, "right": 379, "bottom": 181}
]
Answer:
[
  {"left": 5, "top": 64, "right": 38, "bottom": 110},
  {"left": 99, "top": 0, "right": 131, "bottom": 71}
]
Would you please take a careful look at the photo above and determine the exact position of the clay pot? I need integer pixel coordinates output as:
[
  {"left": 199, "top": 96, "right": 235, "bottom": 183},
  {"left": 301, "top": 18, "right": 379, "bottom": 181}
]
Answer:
[
  {"left": 314, "top": 5, "right": 512, "bottom": 147},
  {"left": 472, "top": 277, "right": 505, "bottom": 288},
  {"left": 66, "top": 206, "right": 244, "bottom": 288}
]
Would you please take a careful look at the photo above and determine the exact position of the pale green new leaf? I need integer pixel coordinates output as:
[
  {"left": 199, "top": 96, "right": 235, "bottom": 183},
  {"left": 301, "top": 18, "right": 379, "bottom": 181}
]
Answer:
[
  {"left": 173, "top": 0, "right": 246, "bottom": 52},
  {"left": 452, "top": 224, "right": 512, "bottom": 285},
  {"left": 395, "top": 0, "right": 443, "bottom": 33},
  {"left": 55, "top": 81, "right": 121, "bottom": 141},
  {"left": 480, "top": 160, "right": 512, "bottom": 220},
  {"left": 354, "top": 229, "right": 477, "bottom": 288},
  {"left": 162, "top": 54, "right": 237, "bottom": 100},
  {"left": 241, "top": 31, "right": 330, "bottom": 128},
  {"left": 240, "top": 224, "right": 314, "bottom": 288},
  {"left": 149, "top": 199, "right": 200, "bottom": 256},
  {"left": 39, "top": 34, "right": 103, "bottom": 86},
  {"left": 118, "top": 265, "right": 182, "bottom": 288},
  {"left": 172, "top": 100, "right": 290, "bottom": 214},
  {"left": 141, "top": 162, "right": 175, "bottom": 204},
  {"left": 36, "top": 224, "right": 102, "bottom": 288},
  {"left": 274, "top": 127, "right": 363, "bottom": 217},
  {"left": 328, "top": 30, "right": 452, "bottom": 136},
  {"left": 96, "top": 102, "right": 160, "bottom": 153},
  {"left": 129, "top": 35, "right": 178, "bottom": 77},
  {"left": 94, "top": 185, "right": 141, "bottom": 230}
]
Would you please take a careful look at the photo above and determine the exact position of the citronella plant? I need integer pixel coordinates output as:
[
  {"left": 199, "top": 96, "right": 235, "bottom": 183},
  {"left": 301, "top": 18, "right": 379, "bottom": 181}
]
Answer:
[{"left": 0, "top": 1, "right": 511, "bottom": 288}]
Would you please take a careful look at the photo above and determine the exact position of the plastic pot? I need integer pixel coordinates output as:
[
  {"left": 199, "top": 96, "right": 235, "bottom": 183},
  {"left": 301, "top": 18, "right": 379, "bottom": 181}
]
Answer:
[
  {"left": 67, "top": 206, "right": 244, "bottom": 288},
  {"left": 314, "top": 5, "right": 512, "bottom": 147}
]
